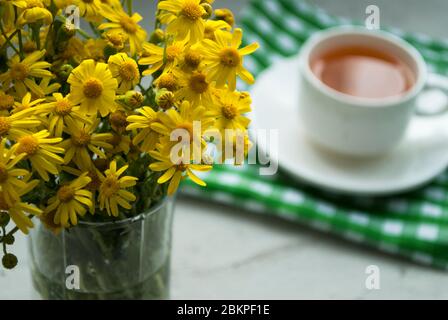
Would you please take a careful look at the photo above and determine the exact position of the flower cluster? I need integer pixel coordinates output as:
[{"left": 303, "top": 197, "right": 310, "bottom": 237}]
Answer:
[{"left": 0, "top": 0, "right": 258, "bottom": 269}]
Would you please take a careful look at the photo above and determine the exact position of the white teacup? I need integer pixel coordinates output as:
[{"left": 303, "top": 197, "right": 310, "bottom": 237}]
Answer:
[{"left": 298, "top": 26, "right": 447, "bottom": 157}]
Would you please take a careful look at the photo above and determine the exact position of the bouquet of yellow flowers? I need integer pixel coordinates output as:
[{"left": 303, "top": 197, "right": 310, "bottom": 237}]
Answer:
[{"left": 0, "top": 0, "right": 258, "bottom": 290}]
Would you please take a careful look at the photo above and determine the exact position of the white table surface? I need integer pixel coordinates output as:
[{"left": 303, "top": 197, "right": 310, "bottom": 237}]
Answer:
[{"left": 2, "top": 0, "right": 448, "bottom": 299}]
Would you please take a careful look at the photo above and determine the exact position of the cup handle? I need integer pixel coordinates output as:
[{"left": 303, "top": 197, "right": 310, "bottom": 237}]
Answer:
[{"left": 414, "top": 72, "right": 448, "bottom": 116}]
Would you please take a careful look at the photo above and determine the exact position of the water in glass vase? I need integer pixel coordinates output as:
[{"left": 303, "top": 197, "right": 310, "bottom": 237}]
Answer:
[{"left": 31, "top": 257, "right": 170, "bottom": 299}]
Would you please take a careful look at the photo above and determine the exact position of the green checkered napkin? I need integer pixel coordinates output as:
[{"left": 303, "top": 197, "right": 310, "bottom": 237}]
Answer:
[{"left": 181, "top": 0, "right": 448, "bottom": 269}]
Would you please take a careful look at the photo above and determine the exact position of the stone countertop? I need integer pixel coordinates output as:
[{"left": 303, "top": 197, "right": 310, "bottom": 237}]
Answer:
[{"left": 2, "top": 0, "right": 448, "bottom": 299}]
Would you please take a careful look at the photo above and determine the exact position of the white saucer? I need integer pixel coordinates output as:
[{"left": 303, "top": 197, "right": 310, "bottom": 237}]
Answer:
[{"left": 251, "top": 55, "right": 448, "bottom": 196}]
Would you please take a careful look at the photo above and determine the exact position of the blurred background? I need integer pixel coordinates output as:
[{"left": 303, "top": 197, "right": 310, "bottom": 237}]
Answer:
[
  {"left": 141, "top": 0, "right": 447, "bottom": 38},
  {"left": 1, "top": 0, "right": 448, "bottom": 299}
]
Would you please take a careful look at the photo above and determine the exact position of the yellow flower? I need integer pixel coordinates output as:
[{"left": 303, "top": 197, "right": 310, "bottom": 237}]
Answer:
[
  {"left": 12, "top": 92, "right": 45, "bottom": 113},
  {"left": 69, "top": 0, "right": 102, "bottom": 19},
  {"left": 45, "top": 173, "right": 93, "bottom": 227},
  {"left": 173, "top": 68, "right": 215, "bottom": 108},
  {"left": 14, "top": 130, "right": 64, "bottom": 181},
  {"left": 139, "top": 37, "right": 189, "bottom": 76},
  {"left": 32, "top": 77, "right": 61, "bottom": 100},
  {"left": 149, "top": 147, "right": 211, "bottom": 195},
  {"left": 98, "top": 160, "right": 138, "bottom": 217},
  {"left": 214, "top": 8, "right": 234, "bottom": 27},
  {"left": 99, "top": 6, "right": 147, "bottom": 55},
  {"left": 0, "top": 91, "right": 15, "bottom": 113},
  {"left": 0, "top": 189, "right": 42, "bottom": 234},
  {"left": 68, "top": 59, "right": 118, "bottom": 117},
  {"left": 108, "top": 53, "right": 140, "bottom": 94},
  {"left": 204, "top": 19, "right": 231, "bottom": 41},
  {"left": 0, "top": 139, "right": 29, "bottom": 206},
  {"left": 104, "top": 30, "right": 128, "bottom": 51},
  {"left": 158, "top": 0, "right": 206, "bottom": 43},
  {"left": 17, "top": 0, "right": 53, "bottom": 25},
  {"left": 84, "top": 39, "right": 107, "bottom": 62},
  {"left": 126, "top": 106, "right": 161, "bottom": 152},
  {"left": 199, "top": 28, "right": 259, "bottom": 90},
  {"left": 151, "top": 100, "right": 214, "bottom": 140},
  {"left": 0, "top": 50, "right": 52, "bottom": 98},
  {"left": 40, "top": 93, "right": 91, "bottom": 137},
  {"left": 0, "top": 108, "right": 41, "bottom": 141},
  {"left": 108, "top": 133, "right": 131, "bottom": 154},
  {"left": 62, "top": 164, "right": 102, "bottom": 214},
  {"left": 59, "top": 118, "right": 113, "bottom": 170},
  {"left": 207, "top": 89, "right": 251, "bottom": 133},
  {"left": 0, "top": 0, "right": 28, "bottom": 8}
]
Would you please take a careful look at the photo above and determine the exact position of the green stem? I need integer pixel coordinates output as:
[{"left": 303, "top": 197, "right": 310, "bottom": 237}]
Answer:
[
  {"left": 127, "top": 0, "right": 133, "bottom": 16},
  {"left": 17, "top": 30, "right": 24, "bottom": 54},
  {"left": 1, "top": 226, "right": 6, "bottom": 255},
  {"left": 0, "top": 21, "right": 22, "bottom": 58},
  {"left": 0, "top": 29, "right": 19, "bottom": 53}
]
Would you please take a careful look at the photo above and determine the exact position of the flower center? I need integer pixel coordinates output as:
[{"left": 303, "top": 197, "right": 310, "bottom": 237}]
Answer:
[
  {"left": 16, "top": 135, "right": 39, "bottom": 156},
  {"left": 100, "top": 176, "right": 120, "bottom": 197},
  {"left": 72, "top": 130, "right": 91, "bottom": 147},
  {"left": 184, "top": 50, "right": 201, "bottom": 69},
  {"left": 83, "top": 78, "right": 103, "bottom": 99},
  {"left": 0, "top": 117, "right": 11, "bottom": 136},
  {"left": 177, "top": 163, "right": 188, "bottom": 171},
  {"left": 10, "top": 62, "right": 29, "bottom": 81},
  {"left": 0, "top": 94, "right": 14, "bottom": 110},
  {"left": 222, "top": 104, "right": 238, "bottom": 119},
  {"left": 166, "top": 45, "right": 182, "bottom": 62},
  {"left": 54, "top": 99, "right": 72, "bottom": 115},
  {"left": 156, "top": 73, "right": 178, "bottom": 91},
  {"left": 0, "top": 165, "right": 9, "bottom": 183},
  {"left": 189, "top": 72, "right": 208, "bottom": 94},
  {"left": 120, "top": 16, "right": 138, "bottom": 34},
  {"left": 119, "top": 62, "right": 138, "bottom": 81},
  {"left": 57, "top": 185, "right": 75, "bottom": 203},
  {"left": 219, "top": 48, "right": 241, "bottom": 68},
  {"left": 180, "top": 1, "right": 203, "bottom": 20},
  {"left": 107, "top": 33, "right": 125, "bottom": 47}
]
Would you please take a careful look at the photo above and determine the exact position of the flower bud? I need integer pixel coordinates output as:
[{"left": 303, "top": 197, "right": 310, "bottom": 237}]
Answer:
[
  {"left": 149, "top": 29, "right": 165, "bottom": 44},
  {"left": 118, "top": 91, "right": 144, "bottom": 109},
  {"left": 109, "top": 110, "right": 128, "bottom": 132},
  {"left": 3, "top": 234, "right": 14, "bottom": 245},
  {"left": 2, "top": 253, "right": 18, "bottom": 269},
  {"left": 214, "top": 8, "right": 234, "bottom": 27},
  {"left": 201, "top": 3, "right": 213, "bottom": 19},
  {"left": 155, "top": 89, "right": 175, "bottom": 110},
  {"left": 58, "top": 64, "right": 73, "bottom": 80},
  {"left": 0, "top": 212, "right": 9, "bottom": 227}
]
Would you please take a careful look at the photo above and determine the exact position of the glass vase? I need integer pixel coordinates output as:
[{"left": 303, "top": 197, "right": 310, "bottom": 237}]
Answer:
[{"left": 28, "top": 198, "right": 174, "bottom": 300}]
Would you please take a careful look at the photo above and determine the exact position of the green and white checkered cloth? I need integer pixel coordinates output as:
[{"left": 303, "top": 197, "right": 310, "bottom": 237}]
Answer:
[{"left": 181, "top": 0, "right": 448, "bottom": 269}]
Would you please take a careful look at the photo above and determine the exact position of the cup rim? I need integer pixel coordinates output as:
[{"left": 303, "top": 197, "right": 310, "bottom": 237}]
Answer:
[{"left": 300, "top": 26, "right": 427, "bottom": 108}]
